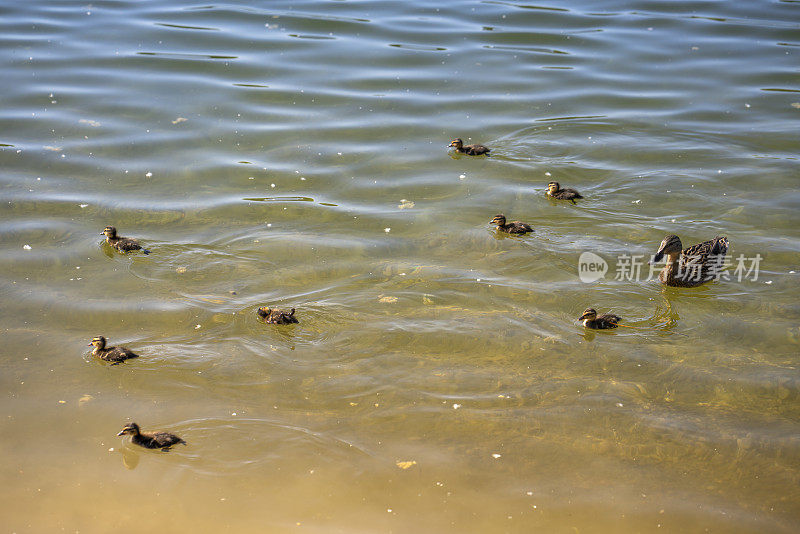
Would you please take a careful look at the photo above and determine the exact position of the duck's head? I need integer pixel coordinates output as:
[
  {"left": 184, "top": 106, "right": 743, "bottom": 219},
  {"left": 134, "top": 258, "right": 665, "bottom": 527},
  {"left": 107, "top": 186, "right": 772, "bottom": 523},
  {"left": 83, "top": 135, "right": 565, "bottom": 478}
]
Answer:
[
  {"left": 117, "top": 422, "right": 140, "bottom": 436},
  {"left": 547, "top": 182, "right": 560, "bottom": 195},
  {"left": 256, "top": 307, "right": 271, "bottom": 318},
  {"left": 102, "top": 226, "right": 117, "bottom": 238},
  {"left": 490, "top": 214, "right": 506, "bottom": 226},
  {"left": 449, "top": 138, "right": 463, "bottom": 149},
  {"left": 652, "top": 234, "right": 683, "bottom": 263},
  {"left": 88, "top": 336, "right": 106, "bottom": 349},
  {"left": 579, "top": 308, "right": 597, "bottom": 321}
]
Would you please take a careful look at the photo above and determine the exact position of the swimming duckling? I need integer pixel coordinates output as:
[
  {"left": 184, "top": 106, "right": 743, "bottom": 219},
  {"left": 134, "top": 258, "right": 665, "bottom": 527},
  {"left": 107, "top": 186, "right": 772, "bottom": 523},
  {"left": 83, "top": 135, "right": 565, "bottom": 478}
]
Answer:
[
  {"left": 651, "top": 234, "right": 729, "bottom": 287},
  {"left": 102, "top": 226, "right": 150, "bottom": 254},
  {"left": 88, "top": 336, "right": 139, "bottom": 364},
  {"left": 490, "top": 214, "right": 533, "bottom": 234},
  {"left": 257, "top": 306, "right": 299, "bottom": 324},
  {"left": 117, "top": 422, "right": 186, "bottom": 451},
  {"left": 546, "top": 182, "right": 583, "bottom": 204},
  {"left": 449, "top": 138, "right": 491, "bottom": 156},
  {"left": 579, "top": 308, "right": 621, "bottom": 329}
]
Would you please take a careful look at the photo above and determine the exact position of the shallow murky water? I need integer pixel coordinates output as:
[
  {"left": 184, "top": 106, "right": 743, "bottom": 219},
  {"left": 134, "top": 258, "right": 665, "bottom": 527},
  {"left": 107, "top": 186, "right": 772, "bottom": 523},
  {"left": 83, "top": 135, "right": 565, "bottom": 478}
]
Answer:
[{"left": 1, "top": 0, "right": 798, "bottom": 532}]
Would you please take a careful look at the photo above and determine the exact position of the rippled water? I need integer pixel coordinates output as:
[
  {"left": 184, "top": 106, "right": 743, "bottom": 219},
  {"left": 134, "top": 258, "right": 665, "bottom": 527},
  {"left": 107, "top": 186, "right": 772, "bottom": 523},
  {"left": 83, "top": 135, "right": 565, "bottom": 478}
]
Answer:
[{"left": 1, "top": 0, "right": 799, "bottom": 532}]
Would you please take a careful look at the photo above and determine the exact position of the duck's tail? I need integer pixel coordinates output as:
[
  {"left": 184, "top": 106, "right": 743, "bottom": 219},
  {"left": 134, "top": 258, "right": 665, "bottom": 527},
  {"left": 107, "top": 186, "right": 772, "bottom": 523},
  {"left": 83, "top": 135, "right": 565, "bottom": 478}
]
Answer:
[{"left": 142, "top": 249, "right": 151, "bottom": 255}]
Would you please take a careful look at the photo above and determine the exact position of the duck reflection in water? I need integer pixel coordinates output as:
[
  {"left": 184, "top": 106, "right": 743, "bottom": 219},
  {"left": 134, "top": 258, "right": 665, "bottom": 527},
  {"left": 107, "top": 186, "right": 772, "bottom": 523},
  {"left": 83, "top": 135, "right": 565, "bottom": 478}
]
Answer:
[{"left": 120, "top": 447, "right": 140, "bottom": 470}]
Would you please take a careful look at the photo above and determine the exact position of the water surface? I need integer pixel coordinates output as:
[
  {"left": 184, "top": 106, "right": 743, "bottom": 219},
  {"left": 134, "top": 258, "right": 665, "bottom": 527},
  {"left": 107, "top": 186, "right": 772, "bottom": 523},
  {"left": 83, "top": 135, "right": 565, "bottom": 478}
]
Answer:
[{"left": 1, "top": 0, "right": 799, "bottom": 532}]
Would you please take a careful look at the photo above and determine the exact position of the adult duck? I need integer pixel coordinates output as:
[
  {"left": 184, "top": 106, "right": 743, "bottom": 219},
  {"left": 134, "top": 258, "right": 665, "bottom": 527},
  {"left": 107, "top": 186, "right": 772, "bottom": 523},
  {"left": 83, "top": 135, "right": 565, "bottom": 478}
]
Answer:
[{"left": 651, "top": 234, "right": 729, "bottom": 287}]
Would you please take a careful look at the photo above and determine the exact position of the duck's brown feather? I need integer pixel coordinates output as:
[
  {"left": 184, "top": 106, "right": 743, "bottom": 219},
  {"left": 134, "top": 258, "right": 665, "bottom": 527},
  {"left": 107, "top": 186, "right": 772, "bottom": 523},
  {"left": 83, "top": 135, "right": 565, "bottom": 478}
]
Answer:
[
  {"left": 132, "top": 431, "right": 186, "bottom": 450},
  {"left": 96, "top": 346, "right": 138, "bottom": 364},
  {"left": 257, "top": 307, "right": 299, "bottom": 324},
  {"left": 107, "top": 235, "right": 150, "bottom": 254},
  {"left": 496, "top": 221, "right": 533, "bottom": 234},
  {"left": 662, "top": 237, "right": 729, "bottom": 287},
  {"left": 551, "top": 188, "right": 582, "bottom": 200},
  {"left": 461, "top": 144, "right": 490, "bottom": 155},
  {"left": 583, "top": 313, "right": 621, "bottom": 329}
]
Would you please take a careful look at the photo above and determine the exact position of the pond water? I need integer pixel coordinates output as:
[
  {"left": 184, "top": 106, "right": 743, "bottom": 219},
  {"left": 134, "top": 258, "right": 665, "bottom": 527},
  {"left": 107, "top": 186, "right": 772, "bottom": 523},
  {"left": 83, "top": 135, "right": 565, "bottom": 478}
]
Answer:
[{"left": 1, "top": 0, "right": 798, "bottom": 532}]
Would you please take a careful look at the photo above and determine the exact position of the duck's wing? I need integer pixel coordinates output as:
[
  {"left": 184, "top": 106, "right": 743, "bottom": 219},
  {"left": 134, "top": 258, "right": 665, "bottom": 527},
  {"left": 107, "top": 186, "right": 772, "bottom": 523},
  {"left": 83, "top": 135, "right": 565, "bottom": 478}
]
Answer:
[
  {"left": 554, "top": 190, "right": 581, "bottom": 200},
  {"left": 683, "top": 236, "right": 728, "bottom": 258},
  {"left": 107, "top": 347, "right": 138, "bottom": 361},
  {"left": 116, "top": 238, "right": 143, "bottom": 252},
  {"left": 680, "top": 237, "right": 729, "bottom": 281},
  {"left": 269, "top": 311, "right": 294, "bottom": 323},
  {"left": 599, "top": 314, "right": 621, "bottom": 325},
  {"left": 466, "top": 144, "right": 489, "bottom": 155},
  {"left": 153, "top": 432, "right": 184, "bottom": 447}
]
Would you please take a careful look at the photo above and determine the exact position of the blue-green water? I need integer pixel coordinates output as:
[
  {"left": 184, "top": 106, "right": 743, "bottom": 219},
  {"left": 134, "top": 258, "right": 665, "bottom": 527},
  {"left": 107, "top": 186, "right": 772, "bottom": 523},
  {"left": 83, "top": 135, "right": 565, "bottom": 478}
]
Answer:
[{"left": 1, "top": 1, "right": 798, "bottom": 532}]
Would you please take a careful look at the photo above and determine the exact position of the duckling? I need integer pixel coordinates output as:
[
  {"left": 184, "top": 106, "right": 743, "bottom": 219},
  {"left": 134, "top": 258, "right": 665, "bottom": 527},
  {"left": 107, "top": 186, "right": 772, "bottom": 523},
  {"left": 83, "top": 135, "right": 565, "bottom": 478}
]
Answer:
[
  {"left": 490, "top": 214, "right": 533, "bottom": 234},
  {"left": 88, "top": 336, "right": 138, "bottom": 364},
  {"left": 546, "top": 182, "right": 583, "bottom": 204},
  {"left": 102, "top": 226, "right": 150, "bottom": 254},
  {"left": 651, "top": 234, "right": 729, "bottom": 287},
  {"left": 449, "top": 138, "right": 491, "bottom": 156},
  {"left": 579, "top": 308, "right": 621, "bottom": 329},
  {"left": 257, "top": 306, "right": 299, "bottom": 324},
  {"left": 117, "top": 422, "right": 186, "bottom": 451}
]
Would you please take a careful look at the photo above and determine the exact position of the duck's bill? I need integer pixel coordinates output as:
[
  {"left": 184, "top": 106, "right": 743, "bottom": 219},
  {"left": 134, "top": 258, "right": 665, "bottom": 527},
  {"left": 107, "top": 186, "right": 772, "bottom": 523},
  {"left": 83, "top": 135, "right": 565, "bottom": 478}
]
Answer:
[
  {"left": 650, "top": 250, "right": 665, "bottom": 264},
  {"left": 116, "top": 430, "right": 126, "bottom": 436},
  {"left": 87, "top": 342, "right": 94, "bottom": 346}
]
